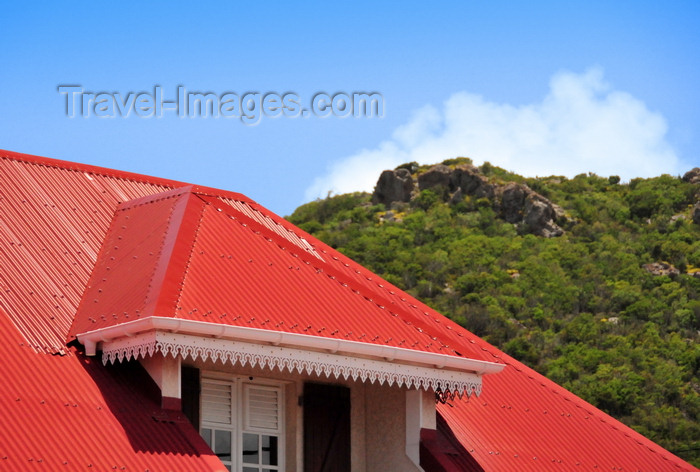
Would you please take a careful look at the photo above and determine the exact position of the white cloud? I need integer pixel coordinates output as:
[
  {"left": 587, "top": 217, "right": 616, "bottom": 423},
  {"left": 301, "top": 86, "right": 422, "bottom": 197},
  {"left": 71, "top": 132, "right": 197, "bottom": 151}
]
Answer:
[{"left": 304, "top": 68, "right": 681, "bottom": 200}]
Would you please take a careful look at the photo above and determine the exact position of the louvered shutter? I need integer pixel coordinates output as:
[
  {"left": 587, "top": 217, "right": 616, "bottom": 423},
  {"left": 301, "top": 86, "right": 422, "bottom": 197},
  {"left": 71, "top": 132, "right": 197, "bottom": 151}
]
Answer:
[
  {"left": 244, "top": 384, "right": 281, "bottom": 432},
  {"left": 202, "top": 379, "right": 234, "bottom": 425}
]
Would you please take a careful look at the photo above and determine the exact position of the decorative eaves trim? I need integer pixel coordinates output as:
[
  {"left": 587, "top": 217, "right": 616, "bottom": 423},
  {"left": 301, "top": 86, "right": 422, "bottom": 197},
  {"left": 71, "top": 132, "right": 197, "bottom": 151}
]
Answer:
[
  {"left": 76, "top": 317, "right": 504, "bottom": 396},
  {"left": 101, "top": 331, "right": 485, "bottom": 396},
  {"left": 77, "top": 317, "right": 503, "bottom": 373}
]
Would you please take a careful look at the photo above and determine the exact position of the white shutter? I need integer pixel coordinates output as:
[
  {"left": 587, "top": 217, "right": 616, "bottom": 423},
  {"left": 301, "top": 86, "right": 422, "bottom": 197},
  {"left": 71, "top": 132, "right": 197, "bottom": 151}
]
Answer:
[
  {"left": 201, "top": 379, "right": 233, "bottom": 425},
  {"left": 244, "top": 384, "right": 281, "bottom": 432}
]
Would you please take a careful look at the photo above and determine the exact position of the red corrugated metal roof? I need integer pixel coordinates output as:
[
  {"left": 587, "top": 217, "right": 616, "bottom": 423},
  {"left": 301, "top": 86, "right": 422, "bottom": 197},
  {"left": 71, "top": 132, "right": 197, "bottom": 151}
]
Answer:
[
  {"left": 70, "top": 189, "right": 490, "bottom": 362},
  {"left": 70, "top": 187, "right": 195, "bottom": 331},
  {"left": 218, "top": 196, "right": 324, "bottom": 261},
  {"left": 420, "top": 418, "right": 485, "bottom": 472},
  {"left": 1, "top": 149, "right": 697, "bottom": 471},
  {"left": 434, "top": 344, "right": 697, "bottom": 471},
  {"left": 0, "top": 304, "right": 224, "bottom": 471},
  {"left": 0, "top": 152, "right": 179, "bottom": 354}
]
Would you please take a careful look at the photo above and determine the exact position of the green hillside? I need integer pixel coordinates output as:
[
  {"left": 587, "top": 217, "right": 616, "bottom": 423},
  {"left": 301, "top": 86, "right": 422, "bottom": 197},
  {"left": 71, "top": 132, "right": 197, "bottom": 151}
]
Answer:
[{"left": 289, "top": 158, "right": 700, "bottom": 466}]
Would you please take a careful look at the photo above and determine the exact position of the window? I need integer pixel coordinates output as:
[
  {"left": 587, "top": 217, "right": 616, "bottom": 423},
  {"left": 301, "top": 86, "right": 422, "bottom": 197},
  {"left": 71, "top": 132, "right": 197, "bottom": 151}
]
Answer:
[{"left": 200, "top": 375, "right": 284, "bottom": 472}]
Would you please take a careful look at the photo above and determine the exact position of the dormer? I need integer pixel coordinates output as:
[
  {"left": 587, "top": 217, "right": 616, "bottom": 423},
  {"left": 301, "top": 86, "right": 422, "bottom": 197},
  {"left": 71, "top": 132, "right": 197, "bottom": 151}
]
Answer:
[{"left": 71, "top": 187, "right": 503, "bottom": 471}]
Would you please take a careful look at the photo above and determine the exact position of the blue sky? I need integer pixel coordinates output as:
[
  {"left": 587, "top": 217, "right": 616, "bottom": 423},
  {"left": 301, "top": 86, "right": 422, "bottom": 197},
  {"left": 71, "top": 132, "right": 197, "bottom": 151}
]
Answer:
[{"left": 1, "top": 1, "right": 699, "bottom": 216}]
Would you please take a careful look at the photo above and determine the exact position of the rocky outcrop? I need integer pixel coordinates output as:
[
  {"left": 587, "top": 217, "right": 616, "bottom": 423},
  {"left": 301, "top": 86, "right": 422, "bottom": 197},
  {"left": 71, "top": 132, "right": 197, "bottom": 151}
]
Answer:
[
  {"left": 523, "top": 195, "right": 564, "bottom": 238},
  {"left": 450, "top": 165, "right": 495, "bottom": 199},
  {"left": 498, "top": 183, "right": 528, "bottom": 223},
  {"left": 371, "top": 163, "right": 565, "bottom": 237},
  {"left": 372, "top": 169, "right": 414, "bottom": 205},
  {"left": 417, "top": 164, "right": 452, "bottom": 191},
  {"left": 693, "top": 202, "right": 700, "bottom": 225},
  {"left": 682, "top": 168, "right": 700, "bottom": 184},
  {"left": 643, "top": 262, "right": 680, "bottom": 277},
  {"left": 496, "top": 183, "right": 564, "bottom": 237}
]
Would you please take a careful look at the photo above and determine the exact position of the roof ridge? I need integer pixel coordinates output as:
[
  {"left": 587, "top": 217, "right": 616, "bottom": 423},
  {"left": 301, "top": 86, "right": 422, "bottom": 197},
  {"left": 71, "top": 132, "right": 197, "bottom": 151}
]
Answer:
[
  {"left": 190, "top": 187, "right": 259, "bottom": 211},
  {"left": 2, "top": 151, "right": 264, "bottom": 210},
  {"left": 114, "top": 186, "right": 194, "bottom": 210},
  {"left": 170, "top": 193, "right": 211, "bottom": 318},
  {"left": 1, "top": 149, "right": 187, "bottom": 189},
  {"left": 131, "top": 191, "right": 206, "bottom": 320}
]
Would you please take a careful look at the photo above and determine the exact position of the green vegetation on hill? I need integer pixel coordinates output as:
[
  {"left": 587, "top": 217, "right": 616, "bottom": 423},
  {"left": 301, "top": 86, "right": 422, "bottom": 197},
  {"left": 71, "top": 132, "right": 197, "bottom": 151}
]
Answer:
[{"left": 289, "top": 160, "right": 700, "bottom": 466}]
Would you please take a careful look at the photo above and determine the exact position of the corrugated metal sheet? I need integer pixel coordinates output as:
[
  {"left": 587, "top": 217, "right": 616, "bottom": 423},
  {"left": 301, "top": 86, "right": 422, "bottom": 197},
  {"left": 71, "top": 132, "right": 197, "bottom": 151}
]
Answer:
[
  {"left": 71, "top": 191, "right": 486, "bottom": 361},
  {"left": 70, "top": 189, "right": 193, "bottom": 337},
  {"left": 180, "top": 201, "right": 469, "bottom": 356},
  {"left": 218, "top": 196, "right": 323, "bottom": 261},
  {"left": 0, "top": 152, "right": 178, "bottom": 353},
  {"left": 420, "top": 417, "right": 485, "bottom": 472},
  {"left": 0, "top": 305, "right": 224, "bottom": 471},
  {"left": 218, "top": 198, "right": 495, "bottom": 363},
  {"left": 434, "top": 344, "right": 697, "bottom": 471},
  {"left": 213, "top": 196, "right": 491, "bottom": 355}
]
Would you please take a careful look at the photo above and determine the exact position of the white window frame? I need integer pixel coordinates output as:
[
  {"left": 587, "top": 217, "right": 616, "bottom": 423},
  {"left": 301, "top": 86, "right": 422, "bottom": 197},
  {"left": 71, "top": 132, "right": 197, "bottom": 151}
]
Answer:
[{"left": 200, "top": 373, "right": 286, "bottom": 472}]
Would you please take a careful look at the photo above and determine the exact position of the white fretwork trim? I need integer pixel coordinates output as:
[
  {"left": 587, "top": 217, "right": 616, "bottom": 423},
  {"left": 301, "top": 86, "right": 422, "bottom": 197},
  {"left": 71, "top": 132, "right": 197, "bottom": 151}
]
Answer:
[{"left": 102, "top": 331, "right": 483, "bottom": 396}]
